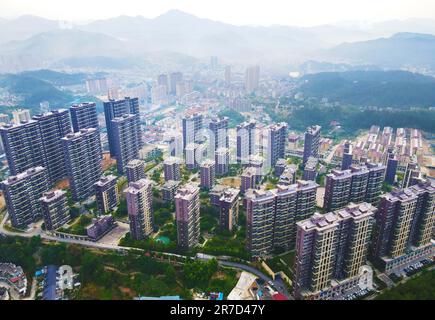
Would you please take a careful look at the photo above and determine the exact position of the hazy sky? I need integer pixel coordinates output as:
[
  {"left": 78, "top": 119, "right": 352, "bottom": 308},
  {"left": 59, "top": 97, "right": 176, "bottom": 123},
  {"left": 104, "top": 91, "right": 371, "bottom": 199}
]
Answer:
[{"left": 2, "top": 0, "right": 435, "bottom": 26}]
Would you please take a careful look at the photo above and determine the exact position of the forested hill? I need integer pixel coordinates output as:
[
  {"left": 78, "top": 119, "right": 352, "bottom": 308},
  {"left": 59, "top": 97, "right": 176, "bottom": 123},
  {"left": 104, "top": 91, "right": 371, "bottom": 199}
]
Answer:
[{"left": 299, "top": 70, "right": 435, "bottom": 108}]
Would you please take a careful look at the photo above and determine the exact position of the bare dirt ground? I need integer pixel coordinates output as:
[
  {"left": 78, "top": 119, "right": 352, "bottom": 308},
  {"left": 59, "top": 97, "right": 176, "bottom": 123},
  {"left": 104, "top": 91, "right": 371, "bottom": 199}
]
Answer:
[
  {"left": 102, "top": 153, "right": 116, "bottom": 171},
  {"left": 55, "top": 179, "right": 69, "bottom": 189},
  {"left": 219, "top": 177, "right": 241, "bottom": 188}
]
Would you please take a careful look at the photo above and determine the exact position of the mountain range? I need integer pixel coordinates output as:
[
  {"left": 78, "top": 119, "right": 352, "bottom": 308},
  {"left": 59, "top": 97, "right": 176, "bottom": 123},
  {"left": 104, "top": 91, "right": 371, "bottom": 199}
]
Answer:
[{"left": 2, "top": 11, "right": 435, "bottom": 72}]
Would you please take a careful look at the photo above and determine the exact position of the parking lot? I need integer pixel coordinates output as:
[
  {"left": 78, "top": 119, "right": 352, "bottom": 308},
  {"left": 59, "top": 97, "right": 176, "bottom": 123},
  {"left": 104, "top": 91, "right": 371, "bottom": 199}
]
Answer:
[
  {"left": 400, "top": 259, "right": 433, "bottom": 277},
  {"left": 97, "top": 222, "right": 130, "bottom": 246}
]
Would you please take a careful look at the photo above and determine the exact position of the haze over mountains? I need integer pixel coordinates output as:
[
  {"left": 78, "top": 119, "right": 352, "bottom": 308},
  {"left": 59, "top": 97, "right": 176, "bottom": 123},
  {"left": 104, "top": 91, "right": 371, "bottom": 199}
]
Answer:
[{"left": 2, "top": 10, "right": 435, "bottom": 73}]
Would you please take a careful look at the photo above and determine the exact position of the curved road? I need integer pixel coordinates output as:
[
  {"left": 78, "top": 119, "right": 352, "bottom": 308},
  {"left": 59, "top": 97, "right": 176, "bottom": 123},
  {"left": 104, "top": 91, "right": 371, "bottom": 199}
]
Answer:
[{"left": 1, "top": 212, "right": 292, "bottom": 299}]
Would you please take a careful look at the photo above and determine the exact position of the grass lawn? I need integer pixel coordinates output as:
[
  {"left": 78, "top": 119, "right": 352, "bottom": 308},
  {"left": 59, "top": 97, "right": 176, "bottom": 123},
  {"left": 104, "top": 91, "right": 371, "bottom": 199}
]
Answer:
[{"left": 376, "top": 270, "right": 435, "bottom": 300}]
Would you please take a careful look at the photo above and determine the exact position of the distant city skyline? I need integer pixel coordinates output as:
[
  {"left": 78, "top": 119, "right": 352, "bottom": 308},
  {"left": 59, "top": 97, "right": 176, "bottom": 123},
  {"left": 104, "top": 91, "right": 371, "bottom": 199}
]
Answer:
[{"left": 2, "top": 0, "right": 435, "bottom": 27}]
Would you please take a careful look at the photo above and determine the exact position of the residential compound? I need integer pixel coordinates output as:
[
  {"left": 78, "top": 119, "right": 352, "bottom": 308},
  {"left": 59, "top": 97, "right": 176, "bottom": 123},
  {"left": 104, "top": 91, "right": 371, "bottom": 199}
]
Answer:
[
  {"left": 324, "top": 163, "right": 386, "bottom": 212},
  {"left": 372, "top": 180, "right": 434, "bottom": 274},
  {"left": 175, "top": 184, "right": 200, "bottom": 250},
  {"left": 335, "top": 126, "right": 424, "bottom": 172},
  {"left": 245, "top": 180, "right": 318, "bottom": 257},
  {"left": 293, "top": 203, "right": 376, "bottom": 300}
]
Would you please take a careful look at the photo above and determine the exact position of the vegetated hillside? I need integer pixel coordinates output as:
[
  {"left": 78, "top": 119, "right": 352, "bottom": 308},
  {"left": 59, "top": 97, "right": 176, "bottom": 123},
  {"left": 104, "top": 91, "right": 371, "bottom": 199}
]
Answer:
[
  {"left": 299, "top": 70, "right": 435, "bottom": 107},
  {"left": 0, "top": 73, "right": 74, "bottom": 109},
  {"left": 218, "top": 109, "right": 246, "bottom": 128},
  {"left": 328, "top": 33, "right": 435, "bottom": 69},
  {"left": 20, "top": 69, "right": 88, "bottom": 86}
]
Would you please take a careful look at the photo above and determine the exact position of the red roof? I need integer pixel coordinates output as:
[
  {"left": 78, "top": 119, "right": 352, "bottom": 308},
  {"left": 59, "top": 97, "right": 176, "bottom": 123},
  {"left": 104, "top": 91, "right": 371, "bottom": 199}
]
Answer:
[{"left": 272, "top": 293, "right": 288, "bottom": 300}]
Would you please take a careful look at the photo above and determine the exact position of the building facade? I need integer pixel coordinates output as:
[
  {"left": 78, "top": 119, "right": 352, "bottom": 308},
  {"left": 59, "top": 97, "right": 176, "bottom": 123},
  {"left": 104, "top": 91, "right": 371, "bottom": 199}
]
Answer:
[
  {"left": 62, "top": 129, "right": 102, "bottom": 202},
  {"left": 104, "top": 97, "right": 140, "bottom": 156},
  {"left": 40, "top": 190, "right": 70, "bottom": 231},
  {"left": 94, "top": 175, "right": 119, "bottom": 214},
  {"left": 175, "top": 184, "right": 200, "bottom": 250},
  {"left": 303, "top": 125, "right": 321, "bottom": 166},
  {"left": 1, "top": 167, "right": 48, "bottom": 228},
  {"left": 125, "top": 179, "right": 154, "bottom": 240},
  {"left": 125, "top": 159, "right": 146, "bottom": 183},
  {"left": 111, "top": 114, "right": 141, "bottom": 174},
  {"left": 293, "top": 203, "right": 376, "bottom": 300}
]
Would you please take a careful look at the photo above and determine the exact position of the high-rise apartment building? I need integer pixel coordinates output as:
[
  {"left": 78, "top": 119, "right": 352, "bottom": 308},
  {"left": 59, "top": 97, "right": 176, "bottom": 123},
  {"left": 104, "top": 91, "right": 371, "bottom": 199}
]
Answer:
[
  {"left": 169, "top": 72, "right": 183, "bottom": 95},
  {"left": 324, "top": 164, "right": 386, "bottom": 212},
  {"left": 162, "top": 180, "right": 180, "bottom": 203},
  {"left": 385, "top": 154, "right": 398, "bottom": 185},
  {"left": 175, "top": 184, "right": 200, "bottom": 250},
  {"left": 104, "top": 97, "right": 140, "bottom": 156},
  {"left": 111, "top": 114, "right": 141, "bottom": 174},
  {"left": 293, "top": 203, "right": 376, "bottom": 300},
  {"left": 32, "top": 109, "right": 71, "bottom": 184},
  {"left": 402, "top": 162, "right": 420, "bottom": 189},
  {"left": 215, "top": 147, "right": 230, "bottom": 176},
  {"left": 94, "top": 175, "right": 119, "bottom": 214},
  {"left": 237, "top": 120, "right": 256, "bottom": 164},
  {"left": 245, "top": 180, "right": 318, "bottom": 256},
  {"left": 373, "top": 180, "right": 434, "bottom": 273},
  {"left": 1, "top": 167, "right": 48, "bottom": 228},
  {"left": 209, "top": 117, "right": 229, "bottom": 153},
  {"left": 125, "top": 179, "right": 154, "bottom": 240},
  {"left": 303, "top": 125, "right": 321, "bottom": 166},
  {"left": 62, "top": 129, "right": 102, "bottom": 202},
  {"left": 365, "top": 163, "right": 386, "bottom": 206},
  {"left": 157, "top": 74, "right": 168, "bottom": 93},
  {"left": 125, "top": 159, "right": 146, "bottom": 183},
  {"left": 182, "top": 113, "right": 203, "bottom": 150},
  {"left": 303, "top": 157, "right": 318, "bottom": 181},
  {"left": 265, "top": 123, "right": 288, "bottom": 169},
  {"left": 70, "top": 103, "right": 99, "bottom": 132},
  {"left": 200, "top": 160, "right": 215, "bottom": 190},
  {"left": 0, "top": 120, "right": 45, "bottom": 176},
  {"left": 163, "top": 157, "right": 182, "bottom": 182},
  {"left": 341, "top": 141, "right": 353, "bottom": 170},
  {"left": 40, "top": 190, "right": 70, "bottom": 231},
  {"left": 245, "top": 66, "right": 260, "bottom": 93},
  {"left": 245, "top": 189, "right": 276, "bottom": 257},
  {"left": 219, "top": 188, "right": 240, "bottom": 231}
]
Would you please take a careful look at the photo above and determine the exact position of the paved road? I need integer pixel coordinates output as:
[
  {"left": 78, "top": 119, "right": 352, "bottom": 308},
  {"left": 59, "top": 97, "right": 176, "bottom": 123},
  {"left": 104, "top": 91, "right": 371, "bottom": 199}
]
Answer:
[
  {"left": 324, "top": 143, "right": 341, "bottom": 164},
  {"left": 1, "top": 212, "right": 292, "bottom": 299},
  {"left": 218, "top": 260, "right": 293, "bottom": 300},
  {"left": 378, "top": 273, "right": 395, "bottom": 288}
]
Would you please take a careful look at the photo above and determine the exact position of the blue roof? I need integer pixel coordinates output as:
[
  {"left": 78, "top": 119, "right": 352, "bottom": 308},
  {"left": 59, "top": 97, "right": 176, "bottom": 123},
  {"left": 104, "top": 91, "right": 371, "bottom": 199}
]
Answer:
[
  {"left": 43, "top": 265, "right": 58, "bottom": 300},
  {"left": 137, "top": 296, "right": 181, "bottom": 300}
]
